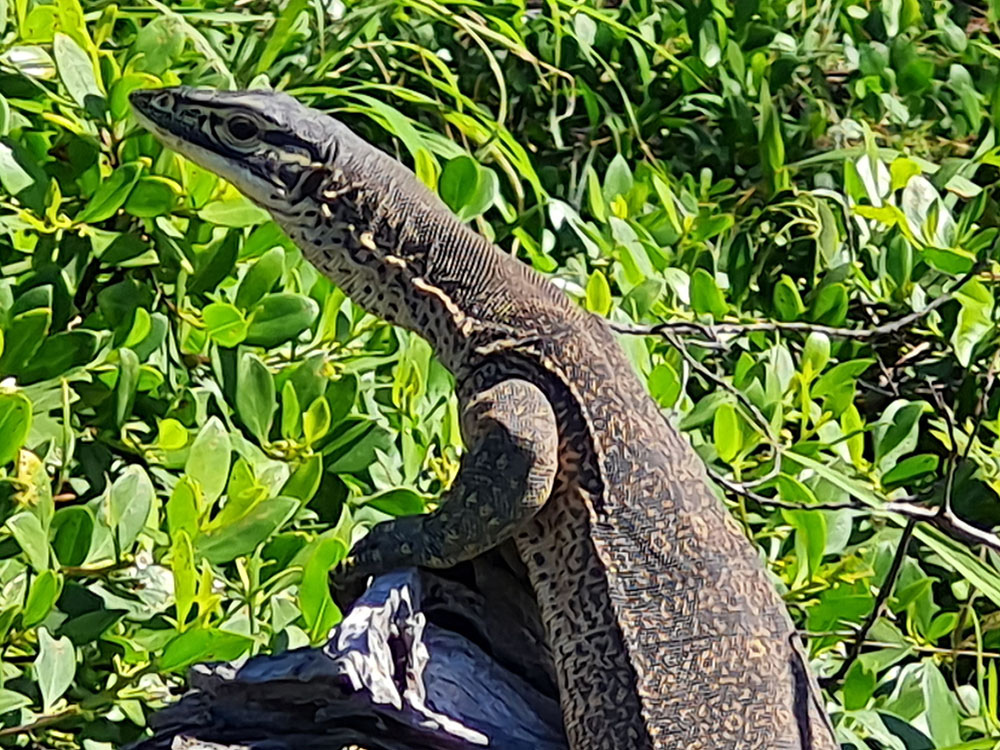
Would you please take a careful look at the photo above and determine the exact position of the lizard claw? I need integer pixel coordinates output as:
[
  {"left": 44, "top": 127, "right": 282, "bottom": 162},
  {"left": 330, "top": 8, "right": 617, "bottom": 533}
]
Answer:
[
  {"left": 328, "top": 526, "right": 415, "bottom": 608},
  {"left": 329, "top": 554, "right": 370, "bottom": 609}
]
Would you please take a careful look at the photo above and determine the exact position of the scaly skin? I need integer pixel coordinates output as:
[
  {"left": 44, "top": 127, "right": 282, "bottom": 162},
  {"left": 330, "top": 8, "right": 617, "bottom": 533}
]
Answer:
[{"left": 131, "top": 87, "right": 838, "bottom": 749}]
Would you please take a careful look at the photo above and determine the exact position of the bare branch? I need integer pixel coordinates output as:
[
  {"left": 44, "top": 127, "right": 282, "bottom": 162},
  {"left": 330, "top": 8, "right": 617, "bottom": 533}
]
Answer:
[
  {"left": 710, "top": 470, "right": 1000, "bottom": 555},
  {"left": 0, "top": 708, "right": 79, "bottom": 738},
  {"left": 612, "top": 265, "right": 981, "bottom": 343},
  {"left": 822, "top": 518, "right": 916, "bottom": 687}
]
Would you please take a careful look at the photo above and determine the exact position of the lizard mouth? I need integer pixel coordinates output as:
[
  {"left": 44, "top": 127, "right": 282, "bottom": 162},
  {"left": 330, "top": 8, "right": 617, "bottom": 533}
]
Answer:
[{"left": 129, "top": 87, "right": 292, "bottom": 213}]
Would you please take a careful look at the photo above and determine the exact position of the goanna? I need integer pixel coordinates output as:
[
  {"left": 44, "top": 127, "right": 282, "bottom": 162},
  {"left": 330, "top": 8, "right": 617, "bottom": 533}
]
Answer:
[{"left": 131, "top": 87, "right": 838, "bottom": 750}]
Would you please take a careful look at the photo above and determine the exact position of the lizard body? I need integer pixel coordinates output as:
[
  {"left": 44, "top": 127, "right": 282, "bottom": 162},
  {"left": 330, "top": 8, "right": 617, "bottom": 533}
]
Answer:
[{"left": 131, "top": 87, "right": 838, "bottom": 750}]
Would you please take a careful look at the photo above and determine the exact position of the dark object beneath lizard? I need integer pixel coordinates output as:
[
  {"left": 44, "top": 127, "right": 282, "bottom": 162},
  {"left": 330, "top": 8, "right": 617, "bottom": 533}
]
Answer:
[{"left": 131, "top": 555, "right": 568, "bottom": 750}]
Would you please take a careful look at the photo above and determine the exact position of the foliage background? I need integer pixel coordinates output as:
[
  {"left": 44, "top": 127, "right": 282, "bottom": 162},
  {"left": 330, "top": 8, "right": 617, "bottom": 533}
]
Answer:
[{"left": 0, "top": 0, "right": 998, "bottom": 747}]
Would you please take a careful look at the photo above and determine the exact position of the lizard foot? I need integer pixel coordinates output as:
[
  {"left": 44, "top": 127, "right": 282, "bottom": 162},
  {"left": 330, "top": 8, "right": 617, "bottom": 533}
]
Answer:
[
  {"left": 329, "top": 555, "right": 370, "bottom": 609},
  {"left": 329, "top": 530, "right": 416, "bottom": 606}
]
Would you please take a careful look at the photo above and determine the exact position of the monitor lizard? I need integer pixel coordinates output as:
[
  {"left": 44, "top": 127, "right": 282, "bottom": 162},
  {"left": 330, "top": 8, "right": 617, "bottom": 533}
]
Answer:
[{"left": 131, "top": 86, "right": 838, "bottom": 750}]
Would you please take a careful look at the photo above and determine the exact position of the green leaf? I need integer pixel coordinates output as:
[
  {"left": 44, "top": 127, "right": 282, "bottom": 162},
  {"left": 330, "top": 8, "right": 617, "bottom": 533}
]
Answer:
[
  {"left": 713, "top": 403, "right": 742, "bottom": 463},
  {"left": 109, "top": 71, "right": 159, "bottom": 121},
  {"left": 773, "top": 474, "right": 818, "bottom": 505},
  {"left": 890, "top": 157, "right": 921, "bottom": 192},
  {"left": 816, "top": 201, "right": 840, "bottom": 264},
  {"left": 439, "top": 155, "right": 492, "bottom": 220},
  {"left": 159, "top": 628, "right": 254, "bottom": 672},
  {"left": 246, "top": 293, "right": 319, "bottom": 347},
  {"left": 873, "top": 401, "right": 927, "bottom": 470},
  {"left": 586, "top": 167, "right": 606, "bottom": 222},
  {"left": 0, "top": 142, "right": 33, "bottom": 194},
  {"left": 802, "top": 332, "right": 830, "bottom": 377},
  {"left": 795, "top": 450, "right": 1000, "bottom": 607},
  {"left": 281, "top": 454, "right": 322, "bottom": 502},
  {"left": 185, "top": 417, "right": 231, "bottom": 504},
  {"left": 97, "top": 233, "right": 157, "bottom": 268},
  {"left": 53, "top": 32, "right": 102, "bottom": 111},
  {"left": 194, "top": 496, "right": 297, "bottom": 564},
  {"left": 166, "top": 476, "right": 201, "bottom": 540},
  {"left": 303, "top": 396, "right": 331, "bottom": 445},
  {"left": 916, "top": 526, "right": 1000, "bottom": 608},
  {"left": 882, "top": 454, "right": 939, "bottom": 487},
  {"left": 51, "top": 506, "right": 93, "bottom": 567},
  {"left": 573, "top": 12, "right": 596, "bottom": 49},
  {"left": 235, "top": 247, "right": 284, "bottom": 310},
  {"left": 0, "top": 391, "right": 31, "bottom": 466},
  {"left": 603, "top": 153, "right": 632, "bottom": 203},
  {"left": 23, "top": 569, "right": 62, "bottom": 627},
  {"left": 842, "top": 661, "right": 876, "bottom": 710},
  {"left": 123, "top": 176, "right": 177, "bottom": 217},
  {"left": 951, "top": 279, "right": 994, "bottom": 367},
  {"left": 157, "top": 418, "right": 188, "bottom": 452},
  {"left": 772, "top": 276, "right": 805, "bottom": 321},
  {"left": 902, "top": 175, "right": 944, "bottom": 245},
  {"left": 0, "top": 308, "right": 51, "bottom": 374},
  {"left": 236, "top": 352, "right": 276, "bottom": 442},
  {"left": 647, "top": 362, "right": 682, "bottom": 408},
  {"left": 810, "top": 283, "right": 849, "bottom": 326},
  {"left": 203, "top": 302, "right": 248, "bottom": 348},
  {"left": 115, "top": 347, "right": 139, "bottom": 427},
  {"left": 0, "top": 689, "right": 31, "bottom": 714},
  {"left": 189, "top": 232, "right": 239, "bottom": 295},
  {"left": 255, "top": 0, "right": 308, "bottom": 74},
  {"left": 414, "top": 146, "right": 439, "bottom": 190},
  {"left": 198, "top": 197, "right": 269, "bottom": 227},
  {"left": 922, "top": 660, "right": 961, "bottom": 747},
  {"left": 171, "top": 529, "right": 195, "bottom": 629},
  {"left": 35, "top": 628, "right": 75, "bottom": 712},
  {"left": 107, "top": 464, "right": 154, "bottom": 549},
  {"left": 812, "top": 358, "right": 874, "bottom": 415},
  {"left": 55, "top": 0, "right": 92, "bottom": 53},
  {"left": 785, "top": 509, "right": 827, "bottom": 585},
  {"left": 922, "top": 246, "right": 976, "bottom": 275},
  {"left": 365, "top": 488, "right": 427, "bottom": 516},
  {"left": 128, "top": 15, "right": 185, "bottom": 76},
  {"left": 585, "top": 270, "right": 612, "bottom": 315},
  {"left": 926, "top": 612, "right": 959, "bottom": 641},
  {"left": 124, "top": 307, "right": 152, "bottom": 348},
  {"left": 806, "top": 580, "right": 874, "bottom": 631},
  {"left": 281, "top": 380, "right": 301, "bottom": 440},
  {"left": 7, "top": 511, "right": 49, "bottom": 570},
  {"left": 758, "top": 78, "right": 788, "bottom": 192},
  {"left": 76, "top": 163, "right": 141, "bottom": 223},
  {"left": 17, "top": 330, "right": 99, "bottom": 383},
  {"left": 690, "top": 268, "right": 727, "bottom": 318},
  {"left": 299, "top": 534, "right": 346, "bottom": 640}
]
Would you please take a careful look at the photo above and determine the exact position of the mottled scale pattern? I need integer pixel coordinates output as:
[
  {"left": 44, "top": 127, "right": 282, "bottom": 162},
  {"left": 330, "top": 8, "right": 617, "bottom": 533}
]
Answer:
[
  {"left": 132, "top": 89, "right": 838, "bottom": 750},
  {"left": 275, "top": 107, "right": 838, "bottom": 750}
]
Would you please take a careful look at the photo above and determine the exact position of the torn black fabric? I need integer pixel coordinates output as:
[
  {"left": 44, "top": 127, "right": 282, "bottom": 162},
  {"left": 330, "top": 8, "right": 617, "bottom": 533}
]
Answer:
[{"left": 130, "top": 561, "right": 567, "bottom": 750}]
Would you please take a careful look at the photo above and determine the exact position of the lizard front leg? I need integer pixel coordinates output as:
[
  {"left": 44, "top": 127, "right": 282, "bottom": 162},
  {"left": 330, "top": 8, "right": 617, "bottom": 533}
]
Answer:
[{"left": 333, "top": 379, "right": 559, "bottom": 587}]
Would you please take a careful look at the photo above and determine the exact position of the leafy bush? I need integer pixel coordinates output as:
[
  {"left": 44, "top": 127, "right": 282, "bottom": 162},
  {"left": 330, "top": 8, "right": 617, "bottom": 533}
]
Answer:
[{"left": 0, "top": 0, "right": 998, "bottom": 747}]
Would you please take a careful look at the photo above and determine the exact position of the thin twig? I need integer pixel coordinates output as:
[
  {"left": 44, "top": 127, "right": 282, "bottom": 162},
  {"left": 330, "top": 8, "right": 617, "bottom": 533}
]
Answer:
[
  {"left": 0, "top": 708, "right": 79, "bottom": 737},
  {"left": 822, "top": 518, "right": 916, "bottom": 687},
  {"left": 803, "top": 634, "right": 1000, "bottom": 660},
  {"left": 612, "top": 265, "right": 980, "bottom": 342},
  {"left": 712, "top": 470, "right": 1000, "bottom": 554},
  {"left": 929, "top": 385, "right": 960, "bottom": 501},
  {"left": 663, "top": 332, "right": 779, "bottom": 445},
  {"left": 710, "top": 471, "right": 858, "bottom": 511}
]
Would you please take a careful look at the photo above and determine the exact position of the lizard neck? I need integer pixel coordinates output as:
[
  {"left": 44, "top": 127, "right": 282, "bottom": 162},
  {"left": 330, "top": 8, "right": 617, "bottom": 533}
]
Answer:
[{"left": 272, "top": 154, "right": 581, "bottom": 374}]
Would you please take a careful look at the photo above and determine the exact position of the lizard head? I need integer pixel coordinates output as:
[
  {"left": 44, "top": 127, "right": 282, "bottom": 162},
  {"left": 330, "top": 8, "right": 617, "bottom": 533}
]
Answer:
[
  {"left": 130, "top": 87, "right": 510, "bottom": 362},
  {"left": 129, "top": 87, "right": 351, "bottom": 216}
]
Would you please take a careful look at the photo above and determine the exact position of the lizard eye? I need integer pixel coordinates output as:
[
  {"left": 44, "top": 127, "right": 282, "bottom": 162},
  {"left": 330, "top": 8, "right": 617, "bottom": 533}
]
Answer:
[{"left": 226, "top": 116, "right": 258, "bottom": 142}]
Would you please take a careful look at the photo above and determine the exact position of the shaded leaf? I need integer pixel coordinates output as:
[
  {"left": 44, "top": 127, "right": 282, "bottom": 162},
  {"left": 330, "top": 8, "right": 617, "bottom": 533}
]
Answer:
[{"left": 35, "top": 628, "right": 75, "bottom": 712}]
